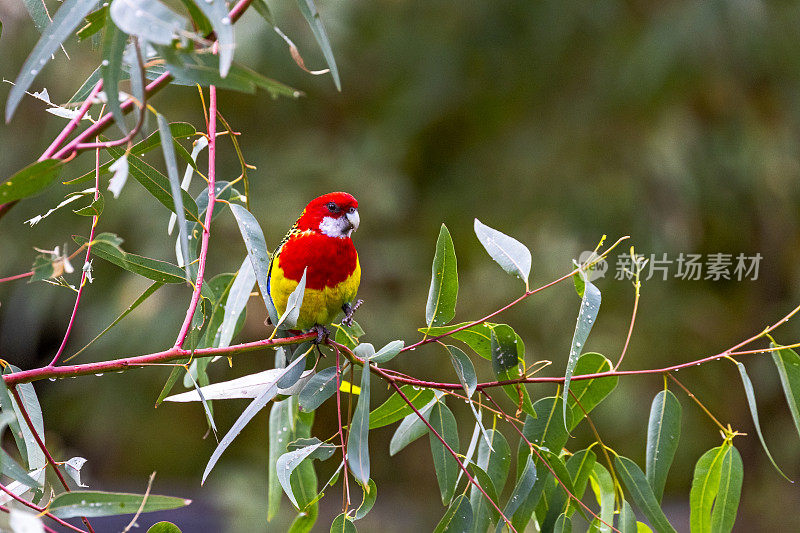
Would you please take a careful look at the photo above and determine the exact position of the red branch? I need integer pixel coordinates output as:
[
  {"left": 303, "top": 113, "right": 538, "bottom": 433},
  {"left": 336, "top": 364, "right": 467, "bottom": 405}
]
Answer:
[{"left": 0, "top": 482, "right": 88, "bottom": 533}]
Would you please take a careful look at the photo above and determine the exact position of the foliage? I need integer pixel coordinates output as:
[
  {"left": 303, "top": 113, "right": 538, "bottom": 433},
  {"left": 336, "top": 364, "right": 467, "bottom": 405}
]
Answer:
[{"left": 0, "top": 0, "right": 798, "bottom": 532}]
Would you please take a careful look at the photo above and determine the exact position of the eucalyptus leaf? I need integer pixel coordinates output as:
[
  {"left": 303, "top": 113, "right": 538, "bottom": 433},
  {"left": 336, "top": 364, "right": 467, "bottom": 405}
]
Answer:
[
  {"left": 369, "top": 385, "right": 434, "bottom": 429},
  {"left": 426, "top": 224, "right": 458, "bottom": 328},
  {"left": 74, "top": 234, "right": 186, "bottom": 283},
  {"left": 0, "top": 159, "right": 62, "bottom": 203},
  {"left": 230, "top": 203, "right": 277, "bottom": 324},
  {"left": 109, "top": 0, "right": 185, "bottom": 45},
  {"left": 49, "top": 490, "right": 190, "bottom": 518},
  {"left": 646, "top": 390, "right": 681, "bottom": 502},
  {"left": 428, "top": 400, "right": 460, "bottom": 505},
  {"left": 615, "top": 455, "right": 677, "bottom": 533},
  {"left": 191, "top": 0, "right": 234, "bottom": 77},
  {"left": 434, "top": 493, "right": 473, "bottom": 533},
  {"left": 347, "top": 365, "right": 372, "bottom": 485},
  {"left": 770, "top": 343, "right": 800, "bottom": 441},
  {"left": 296, "top": 0, "right": 341, "bottom": 90},
  {"left": 474, "top": 218, "right": 531, "bottom": 289}
]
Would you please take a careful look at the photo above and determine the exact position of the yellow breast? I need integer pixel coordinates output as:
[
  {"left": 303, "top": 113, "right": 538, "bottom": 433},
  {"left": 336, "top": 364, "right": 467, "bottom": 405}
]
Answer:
[{"left": 268, "top": 256, "right": 361, "bottom": 330}]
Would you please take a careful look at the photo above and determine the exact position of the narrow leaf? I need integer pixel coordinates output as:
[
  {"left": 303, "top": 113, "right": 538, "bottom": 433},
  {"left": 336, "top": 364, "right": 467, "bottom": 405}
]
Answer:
[
  {"left": 371, "top": 340, "right": 404, "bottom": 364},
  {"left": 156, "top": 114, "right": 191, "bottom": 279},
  {"left": 192, "top": 0, "right": 234, "bottom": 77},
  {"left": 434, "top": 493, "right": 473, "bottom": 533},
  {"left": 7, "top": 0, "right": 100, "bottom": 122},
  {"left": 619, "top": 500, "right": 637, "bottom": 533},
  {"left": 369, "top": 385, "right": 434, "bottom": 429},
  {"left": 49, "top": 490, "right": 190, "bottom": 518},
  {"left": 614, "top": 455, "right": 677, "bottom": 533},
  {"left": 230, "top": 203, "right": 278, "bottom": 324},
  {"left": 554, "top": 514, "right": 571, "bottom": 533},
  {"left": 588, "top": 463, "right": 614, "bottom": 533},
  {"left": 420, "top": 322, "right": 519, "bottom": 361},
  {"left": 735, "top": 361, "right": 791, "bottom": 480},
  {"left": 428, "top": 401, "right": 460, "bottom": 505},
  {"left": 426, "top": 224, "right": 458, "bottom": 328},
  {"left": 389, "top": 399, "right": 436, "bottom": 456},
  {"left": 496, "top": 455, "right": 536, "bottom": 533},
  {"left": 0, "top": 160, "right": 62, "bottom": 203},
  {"left": 277, "top": 441, "right": 326, "bottom": 509},
  {"left": 102, "top": 14, "right": 128, "bottom": 135},
  {"left": 202, "top": 354, "right": 307, "bottom": 483},
  {"left": 567, "top": 352, "right": 617, "bottom": 430},
  {"left": 645, "top": 390, "right": 681, "bottom": 502},
  {"left": 296, "top": 0, "right": 340, "bottom": 90},
  {"left": 277, "top": 268, "right": 307, "bottom": 330},
  {"left": 354, "top": 479, "right": 377, "bottom": 520},
  {"left": 447, "top": 345, "right": 477, "bottom": 398},
  {"left": 347, "top": 365, "right": 372, "bottom": 485},
  {"left": 268, "top": 399, "right": 293, "bottom": 520},
  {"left": 689, "top": 444, "right": 727, "bottom": 533},
  {"left": 711, "top": 445, "right": 743, "bottom": 533},
  {"left": 74, "top": 234, "right": 186, "bottom": 283},
  {"left": 298, "top": 365, "right": 344, "bottom": 412},
  {"left": 770, "top": 343, "right": 800, "bottom": 441},
  {"left": 473, "top": 218, "right": 531, "bottom": 289},
  {"left": 563, "top": 272, "right": 601, "bottom": 429},
  {"left": 215, "top": 257, "right": 255, "bottom": 348}
]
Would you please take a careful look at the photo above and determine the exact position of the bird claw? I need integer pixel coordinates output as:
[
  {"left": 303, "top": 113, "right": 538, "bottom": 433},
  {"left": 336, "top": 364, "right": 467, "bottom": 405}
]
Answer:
[
  {"left": 311, "top": 324, "right": 330, "bottom": 344},
  {"left": 341, "top": 299, "right": 364, "bottom": 327}
]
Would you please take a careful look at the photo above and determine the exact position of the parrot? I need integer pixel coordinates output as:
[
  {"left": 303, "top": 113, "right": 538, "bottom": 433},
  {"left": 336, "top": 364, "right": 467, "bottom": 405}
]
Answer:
[{"left": 267, "top": 192, "right": 361, "bottom": 341}]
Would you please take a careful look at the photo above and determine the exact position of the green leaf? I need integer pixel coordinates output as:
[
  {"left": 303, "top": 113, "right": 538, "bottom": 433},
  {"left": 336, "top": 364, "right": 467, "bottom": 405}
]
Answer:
[
  {"left": 109, "top": 0, "right": 185, "bottom": 45},
  {"left": 333, "top": 321, "right": 364, "bottom": 350},
  {"left": 619, "top": 500, "right": 637, "bottom": 533},
  {"left": 290, "top": 410, "right": 318, "bottom": 511},
  {"left": 191, "top": 0, "right": 234, "bottom": 77},
  {"left": 277, "top": 440, "right": 330, "bottom": 509},
  {"left": 252, "top": 0, "right": 274, "bottom": 24},
  {"left": 554, "top": 513, "right": 571, "bottom": 533},
  {"left": 496, "top": 454, "right": 536, "bottom": 533},
  {"left": 734, "top": 361, "right": 791, "bottom": 480},
  {"left": 614, "top": 455, "right": 677, "bottom": 533},
  {"left": 770, "top": 343, "right": 800, "bottom": 441},
  {"left": 447, "top": 345, "right": 477, "bottom": 398},
  {"left": 434, "top": 493, "right": 473, "bottom": 533},
  {"left": 369, "top": 385, "right": 434, "bottom": 429},
  {"left": 0, "top": 412, "right": 40, "bottom": 489},
  {"left": 478, "top": 429, "right": 511, "bottom": 498},
  {"left": 288, "top": 503, "right": 318, "bottom": 533},
  {"left": 347, "top": 366, "right": 372, "bottom": 485},
  {"left": 473, "top": 218, "right": 532, "bottom": 289},
  {"left": 563, "top": 272, "right": 601, "bottom": 430},
  {"left": 645, "top": 390, "right": 681, "bottom": 502},
  {"left": 711, "top": 445, "right": 743, "bottom": 533},
  {"left": 0, "top": 159, "right": 62, "bottom": 203},
  {"left": 7, "top": 0, "right": 100, "bottom": 122},
  {"left": 420, "top": 322, "right": 521, "bottom": 361},
  {"left": 467, "top": 462, "right": 501, "bottom": 530},
  {"left": 0, "top": 371, "right": 30, "bottom": 468},
  {"left": 230, "top": 203, "right": 278, "bottom": 324},
  {"left": 588, "top": 463, "right": 614, "bottom": 533},
  {"left": 22, "top": 0, "right": 50, "bottom": 32},
  {"left": 147, "top": 522, "right": 182, "bottom": 533},
  {"left": 389, "top": 399, "right": 436, "bottom": 456},
  {"left": 298, "top": 365, "right": 345, "bottom": 411},
  {"left": 371, "top": 340, "right": 404, "bottom": 364},
  {"left": 567, "top": 352, "right": 617, "bottom": 430},
  {"left": 296, "top": 0, "right": 341, "bottom": 90},
  {"left": 49, "top": 490, "right": 190, "bottom": 518},
  {"left": 518, "top": 398, "right": 571, "bottom": 478},
  {"left": 159, "top": 46, "right": 300, "bottom": 98},
  {"left": 689, "top": 444, "right": 727, "bottom": 533},
  {"left": 330, "top": 514, "right": 357, "bottom": 533},
  {"left": 542, "top": 448, "right": 597, "bottom": 529},
  {"left": 74, "top": 234, "right": 186, "bottom": 283},
  {"left": 268, "top": 399, "right": 294, "bottom": 521},
  {"left": 177, "top": 0, "right": 212, "bottom": 34},
  {"left": 426, "top": 224, "right": 458, "bottom": 328},
  {"left": 73, "top": 192, "right": 104, "bottom": 217},
  {"left": 78, "top": 5, "right": 109, "bottom": 40},
  {"left": 490, "top": 325, "right": 535, "bottom": 417},
  {"left": 102, "top": 13, "right": 129, "bottom": 135},
  {"left": 354, "top": 479, "right": 377, "bottom": 520},
  {"left": 4, "top": 367, "right": 46, "bottom": 471},
  {"left": 157, "top": 113, "right": 190, "bottom": 279},
  {"left": 203, "top": 354, "right": 307, "bottom": 484},
  {"left": 105, "top": 145, "right": 200, "bottom": 223},
  {"left": 428, "top": 400, "right": 460, "bottom": 505}
]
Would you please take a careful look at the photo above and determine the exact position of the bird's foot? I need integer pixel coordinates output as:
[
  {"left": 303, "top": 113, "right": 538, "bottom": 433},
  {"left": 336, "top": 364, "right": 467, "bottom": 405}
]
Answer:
[
  {"left": 311, "top": 324, "right": 331, "bottom": 345},
  {"left": 341, "top": 299, "right": 364, "bottom": 327}
]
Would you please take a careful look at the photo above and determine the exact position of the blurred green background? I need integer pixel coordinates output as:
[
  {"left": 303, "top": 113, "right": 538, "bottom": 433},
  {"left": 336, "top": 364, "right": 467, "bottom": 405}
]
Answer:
[{"left": 2, "top": 0, "right": 800, "bottom": 530}]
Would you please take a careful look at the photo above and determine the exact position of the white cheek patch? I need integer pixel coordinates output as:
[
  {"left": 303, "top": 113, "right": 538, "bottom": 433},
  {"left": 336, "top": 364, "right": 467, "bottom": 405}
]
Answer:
[{"left": 319, "top": 216, "right": 348, "bottom": 238}]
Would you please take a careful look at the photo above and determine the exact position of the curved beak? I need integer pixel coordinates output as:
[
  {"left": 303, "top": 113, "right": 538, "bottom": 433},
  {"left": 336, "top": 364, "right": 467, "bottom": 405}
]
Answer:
[{"left": 345, "top": 209, "right": 360, "bottom": 234}]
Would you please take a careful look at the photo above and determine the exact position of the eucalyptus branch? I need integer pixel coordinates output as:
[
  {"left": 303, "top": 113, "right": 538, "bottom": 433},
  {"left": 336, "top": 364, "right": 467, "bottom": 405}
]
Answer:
[{"left": 0, "top": 481, "right": 88, "bottom": 533}]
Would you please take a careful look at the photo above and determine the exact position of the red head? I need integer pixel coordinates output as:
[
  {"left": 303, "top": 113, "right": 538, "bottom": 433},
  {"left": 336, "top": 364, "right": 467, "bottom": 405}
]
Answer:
[{"left": 295, "top": 192, "right": 360, "bottom": 238}]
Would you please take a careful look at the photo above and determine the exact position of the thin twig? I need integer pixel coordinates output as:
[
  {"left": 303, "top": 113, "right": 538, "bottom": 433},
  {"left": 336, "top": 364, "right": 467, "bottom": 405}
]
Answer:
[
  {"left": 122, "top": 471, "right": 156, "bottom": 532},
  {"left": 0, "top": 482, "right": 88, "bottom": 533},
  {"left": 174, "top": 84, "right": 217, "bottom": 348}
]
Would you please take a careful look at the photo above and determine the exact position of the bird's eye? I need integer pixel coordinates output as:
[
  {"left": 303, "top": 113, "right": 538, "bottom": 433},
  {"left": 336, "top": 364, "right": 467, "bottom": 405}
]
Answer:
[
  {"left": 348, "top": 207, "right": 356, "bottom": 214},
  {"left": 326, "top": 202, "right": 338, "bottom": 212}
]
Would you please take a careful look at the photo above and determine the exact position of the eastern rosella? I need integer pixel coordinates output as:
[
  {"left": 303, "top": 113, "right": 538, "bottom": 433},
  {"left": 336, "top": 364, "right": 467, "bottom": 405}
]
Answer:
[{"left": 267, "top": 192, "right": 361, "bottom": 338}]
